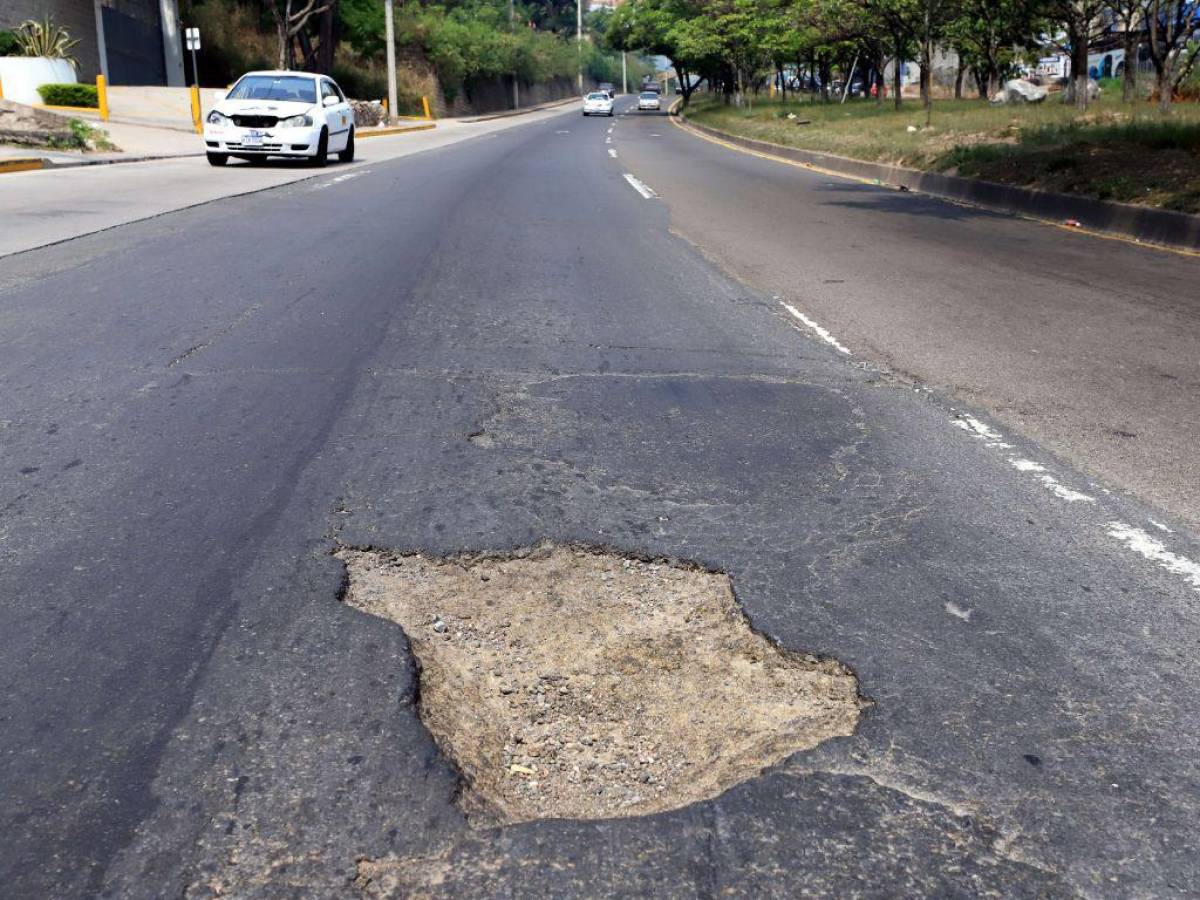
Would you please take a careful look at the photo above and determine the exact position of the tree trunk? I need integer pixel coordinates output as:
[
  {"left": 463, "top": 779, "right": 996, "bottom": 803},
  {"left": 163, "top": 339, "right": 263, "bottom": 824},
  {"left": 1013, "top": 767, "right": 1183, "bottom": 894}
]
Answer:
[
  {"left": 892, "top": 35, "right": 904, "bottom": 109},
  {"left": 1070, "top": 20, "right": 1090, "bottom": 110},
  {"left": 1156, "top": 60, "right": 1172, "bottom": 111},
  {"left": 875, "top": 53, "right": 886, "bottom": 106},
  {"left": 954, "top": 64, "right": 964, "bottom": 99},
  {"left": 317, "top": 2, "right": 336, "bottom": 74},
  {"left": 1121, "top": 29, "right": 1137, "bottom": 101}
]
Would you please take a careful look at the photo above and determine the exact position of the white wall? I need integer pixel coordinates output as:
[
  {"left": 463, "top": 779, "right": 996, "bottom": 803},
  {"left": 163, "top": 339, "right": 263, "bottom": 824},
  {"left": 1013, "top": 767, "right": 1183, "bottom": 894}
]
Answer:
[{"left": 0, "top": 57, "right": 79, "bottom": 105}]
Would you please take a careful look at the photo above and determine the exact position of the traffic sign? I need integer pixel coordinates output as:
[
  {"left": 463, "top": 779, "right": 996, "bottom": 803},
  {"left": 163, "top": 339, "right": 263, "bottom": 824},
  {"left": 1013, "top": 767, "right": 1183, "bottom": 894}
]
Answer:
[{"left": 185, "top": 27, "right": 200, "bottom": 51}]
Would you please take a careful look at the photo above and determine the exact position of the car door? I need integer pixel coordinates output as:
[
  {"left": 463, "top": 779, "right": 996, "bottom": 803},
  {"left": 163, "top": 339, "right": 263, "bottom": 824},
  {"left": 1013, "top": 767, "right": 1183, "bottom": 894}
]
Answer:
[{"left": 321, "top": 79, "right": 351, "bottom": 150}]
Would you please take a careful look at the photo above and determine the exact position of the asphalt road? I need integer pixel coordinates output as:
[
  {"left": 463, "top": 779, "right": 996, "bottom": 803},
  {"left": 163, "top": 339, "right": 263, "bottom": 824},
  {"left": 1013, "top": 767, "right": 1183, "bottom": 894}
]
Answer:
[{"left": 2, "top": 97, "right": 1199, "bottom": 898}]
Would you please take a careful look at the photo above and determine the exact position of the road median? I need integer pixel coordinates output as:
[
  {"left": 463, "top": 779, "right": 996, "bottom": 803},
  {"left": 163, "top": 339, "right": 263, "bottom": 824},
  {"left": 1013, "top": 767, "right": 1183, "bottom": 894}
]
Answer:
[{"left": 675, "top": 112, "right": 1200, "bottom": 254}]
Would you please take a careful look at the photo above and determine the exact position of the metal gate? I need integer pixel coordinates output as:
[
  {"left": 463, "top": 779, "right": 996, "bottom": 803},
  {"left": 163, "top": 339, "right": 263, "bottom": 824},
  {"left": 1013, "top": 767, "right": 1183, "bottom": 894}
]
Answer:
[{"left": 102, "top": 6, "right": 166, "bottom": 86}]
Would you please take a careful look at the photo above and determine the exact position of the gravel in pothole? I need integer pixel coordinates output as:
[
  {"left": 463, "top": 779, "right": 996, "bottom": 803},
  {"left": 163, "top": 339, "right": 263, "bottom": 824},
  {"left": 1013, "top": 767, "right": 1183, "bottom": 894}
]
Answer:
[{"left": 337, "top": 542, "right": 862, "bottom": 824}]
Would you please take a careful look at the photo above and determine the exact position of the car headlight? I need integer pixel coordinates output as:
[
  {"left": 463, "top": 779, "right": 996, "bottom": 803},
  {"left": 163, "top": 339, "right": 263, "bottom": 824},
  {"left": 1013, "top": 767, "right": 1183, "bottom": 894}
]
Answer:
[
  {"left": 206, "top": 110, "right": 229, "bottom": 125},
  {"left": 277, "top": 114, "right": 313, "bottom": 128}
]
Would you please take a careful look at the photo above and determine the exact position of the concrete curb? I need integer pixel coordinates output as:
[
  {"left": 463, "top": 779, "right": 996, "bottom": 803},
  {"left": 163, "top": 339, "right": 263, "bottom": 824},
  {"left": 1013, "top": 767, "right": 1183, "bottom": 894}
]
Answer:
[
  {"left": 458, "top": 97, "right": 578, "bottom": 123},
  {"left": 357, "top": 122, "right": 437, "bottom": 139},
  {"left": 676, "top": 115, "right": 1200, "bottom": 254}
]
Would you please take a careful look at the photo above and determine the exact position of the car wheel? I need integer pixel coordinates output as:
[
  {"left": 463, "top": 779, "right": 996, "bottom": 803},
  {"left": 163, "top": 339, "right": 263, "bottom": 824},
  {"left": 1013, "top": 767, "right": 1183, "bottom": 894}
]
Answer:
[
  {"left": 206, "top": 152, "right": 228, "bottom": 167},
  {"left": 309, "top": 128, "right": 328, "bottom": 168},
  {"left": 338, "top": 128, "right": 355, "bottom": 163}
]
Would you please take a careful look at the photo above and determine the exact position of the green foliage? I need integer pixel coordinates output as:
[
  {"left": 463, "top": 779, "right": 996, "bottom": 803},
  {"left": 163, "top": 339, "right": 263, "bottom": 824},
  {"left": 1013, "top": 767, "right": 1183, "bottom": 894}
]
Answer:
[
  {"left": 0, "top": 30, "right": 20, "bottom": 56},
  {"left": 15, "top": 16, "right": 79, "bottom": 66},
  {"left": 36, "top": 82, "right": 98, "bottom": 107}
]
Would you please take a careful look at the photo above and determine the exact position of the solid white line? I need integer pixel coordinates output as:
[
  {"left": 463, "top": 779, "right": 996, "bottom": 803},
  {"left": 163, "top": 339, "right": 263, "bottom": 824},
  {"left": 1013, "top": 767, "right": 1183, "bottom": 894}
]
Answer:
[
  {"left": 779, "top": 301, "right": 851, "bottom": 354},
  {"left": 1106, "top": 522, "right": 1200, "bottom": 591},
  {"left": 622, "top": 173, "right": 657, "bottom": 199},
  {"left": 608, "top": 148, "right": 618, "bottom": 158}
]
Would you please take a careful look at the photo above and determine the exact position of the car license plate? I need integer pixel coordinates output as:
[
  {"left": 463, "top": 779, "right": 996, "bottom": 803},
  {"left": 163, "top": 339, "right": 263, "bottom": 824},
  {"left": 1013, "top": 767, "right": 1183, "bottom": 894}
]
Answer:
[{"left": 243, "top": 130, "right": 263, "bottom": 147}]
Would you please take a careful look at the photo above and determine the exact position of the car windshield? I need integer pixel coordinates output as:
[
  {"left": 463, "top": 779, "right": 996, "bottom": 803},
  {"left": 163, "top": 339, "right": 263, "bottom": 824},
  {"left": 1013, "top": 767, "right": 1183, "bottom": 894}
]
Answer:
[
  {"left": 228, "top": 75, "right": 317, "bottom": 104},
  {"left": 586, "top": 93, "right": 608, "bottom": 101}
]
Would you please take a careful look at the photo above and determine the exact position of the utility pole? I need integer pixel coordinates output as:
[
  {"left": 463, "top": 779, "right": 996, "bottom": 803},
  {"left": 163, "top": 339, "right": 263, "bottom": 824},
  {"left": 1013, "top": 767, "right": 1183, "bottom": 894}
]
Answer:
[
  {"left": 576, "top": 0, "right": 583, "bottom": 95},
  {"left": 622, "top": 51, "right": 627, "bottom": 94},
  {"left": 384, "top": 0, "right": 398, "bottom": 123},
  {"left": 510, "top": 0, "right": 519, "bottom": 109}
]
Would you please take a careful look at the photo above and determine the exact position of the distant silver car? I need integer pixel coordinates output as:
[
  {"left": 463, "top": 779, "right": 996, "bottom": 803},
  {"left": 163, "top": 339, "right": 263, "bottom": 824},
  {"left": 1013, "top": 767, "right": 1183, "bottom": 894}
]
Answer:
[
  {"left": 583, "top": 92, "right": 614, "bottom": 116},
  {"left": 637, "top": 91, "right": 661, "bottom": 111}
]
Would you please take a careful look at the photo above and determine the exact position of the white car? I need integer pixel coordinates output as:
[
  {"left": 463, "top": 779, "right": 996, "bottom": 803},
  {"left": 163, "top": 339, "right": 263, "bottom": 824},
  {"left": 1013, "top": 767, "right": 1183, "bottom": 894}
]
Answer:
[
  {"left": 637, "top": 91, "right": 661, "bottom": 111},
  {"left": 582, "top": 92, "right": 614, "bottom": 117},
  {"left": 203, "top": 70, "right": 355, "bottom": 167}
]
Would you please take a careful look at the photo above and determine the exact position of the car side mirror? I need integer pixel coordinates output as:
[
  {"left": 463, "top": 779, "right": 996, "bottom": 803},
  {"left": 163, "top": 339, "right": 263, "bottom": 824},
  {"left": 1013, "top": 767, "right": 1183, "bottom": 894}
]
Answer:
[{"left": 323, "top": 95, "right": 338, "bottom": 107}]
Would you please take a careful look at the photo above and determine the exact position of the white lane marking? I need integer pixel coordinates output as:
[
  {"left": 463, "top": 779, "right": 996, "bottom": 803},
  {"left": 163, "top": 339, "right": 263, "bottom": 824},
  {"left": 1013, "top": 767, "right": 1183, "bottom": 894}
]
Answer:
[
  {"left": 607, "top": 126, "right": 614, "bottom": 134},
  {"left": 779, "top": 301, "right": 851, "bottom": 355},
  {"left": 608, "top": 148, "right": 618, "bottom": 158},
  {"left": 313, "top": 171, "right": 363, "bottom": 190},
  {"left": 605, "top": 136, "right": 612, "bottom": 144},
  {"left": 556, "top": 130, "right": 571, "bottom": 134},
  {"left": 953, "top": 415, "right": 1007, "bottom": 446},
  {"left": 622, "top": 173, "right": 657, "bottom": 199},
  {"left": 944, "top": 601, "right": 973, "bottom": 621},
  {"left": 1149, "top": 519, "right": 1174, "bottom": 533},
  {"left": 1035, "top": 475, "right": 1095, "bottom": 503},
  {"left": 1106, "top": 522, "right": 1200, "bottom": 591},
  {"left": 1009, "top": 458, "right": 1094, "bottom": 502}
]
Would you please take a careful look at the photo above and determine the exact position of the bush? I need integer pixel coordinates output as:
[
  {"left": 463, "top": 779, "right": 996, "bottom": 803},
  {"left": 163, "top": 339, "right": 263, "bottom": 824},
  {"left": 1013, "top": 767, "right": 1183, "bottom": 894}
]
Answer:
[
  {"left": 0, "top": 30, "right": 19, "bottom": 56},
  {"left": 37, "top": 82, "right": 98, "bottom": 107}
]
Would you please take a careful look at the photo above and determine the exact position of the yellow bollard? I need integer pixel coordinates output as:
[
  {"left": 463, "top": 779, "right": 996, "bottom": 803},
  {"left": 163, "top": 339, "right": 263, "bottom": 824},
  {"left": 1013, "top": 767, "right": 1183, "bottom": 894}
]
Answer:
[
  {"left": 96, "top": 74, "right": 109, "bottom": 121},
  {"left": 190, "top": 84, "right": 201, "bottom": 134},
  {"left": 382, "top": 97, "right": 388, "bottom": 117},
  {"left": 0, "top": 75, "right": 5, "bottom": 100},
  {"left": 422, "top": 95, "right": 432, "bottom": 120}
]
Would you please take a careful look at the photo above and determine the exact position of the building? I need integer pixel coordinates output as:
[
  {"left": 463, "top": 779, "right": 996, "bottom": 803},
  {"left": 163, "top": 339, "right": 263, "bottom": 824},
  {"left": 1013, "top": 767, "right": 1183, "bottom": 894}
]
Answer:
[{"left": 1, "top": 0, "right": 184, "bottom": 87}]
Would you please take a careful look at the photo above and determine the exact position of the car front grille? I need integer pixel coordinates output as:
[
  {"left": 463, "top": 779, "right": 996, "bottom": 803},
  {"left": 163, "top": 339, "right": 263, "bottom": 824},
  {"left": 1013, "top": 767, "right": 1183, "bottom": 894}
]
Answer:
[
  {"left": 225, "top": 142, "right": 283, "bottom": 152},
  {"left": 230, "top": 114, "right": 278, "bottom": 128}
]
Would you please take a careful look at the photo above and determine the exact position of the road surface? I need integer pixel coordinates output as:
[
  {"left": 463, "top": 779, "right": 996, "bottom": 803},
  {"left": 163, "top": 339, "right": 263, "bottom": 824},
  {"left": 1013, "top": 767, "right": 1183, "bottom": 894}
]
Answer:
[{"left": 2, "top": 97, "right": 1198, "bottom": 897}]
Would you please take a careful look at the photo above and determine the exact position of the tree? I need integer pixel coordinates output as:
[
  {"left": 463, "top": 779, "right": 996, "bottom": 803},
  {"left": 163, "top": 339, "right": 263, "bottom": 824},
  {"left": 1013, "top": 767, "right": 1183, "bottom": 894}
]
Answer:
[
  {"left": 1143, "top": 0, "right": 1200, "bottom": 109},
  {"left": 1045, "top": 0, "right": 1108, "bottom": 108},
  {"left": 270, "top": 0, "right": 334, "bottom": 69},
  {"left": 1110, "top": 0, "right": 1142, "bottom": 101},
  {"left": 946, "top": 0, "right": 1043, "bottom": 99}
]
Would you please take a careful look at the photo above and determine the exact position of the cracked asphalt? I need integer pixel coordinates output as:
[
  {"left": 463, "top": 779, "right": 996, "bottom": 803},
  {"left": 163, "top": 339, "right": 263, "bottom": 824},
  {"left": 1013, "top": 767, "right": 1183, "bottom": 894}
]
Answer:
[{"left": 1, "top": 97, "right": 1199, "bottom": 898}]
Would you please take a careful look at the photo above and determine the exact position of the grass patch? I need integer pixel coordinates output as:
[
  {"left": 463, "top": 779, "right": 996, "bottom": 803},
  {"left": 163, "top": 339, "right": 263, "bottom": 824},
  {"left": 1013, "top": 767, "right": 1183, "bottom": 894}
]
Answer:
[
  {"left": 45, "top": 119, "right": 117, "bottom": 152},
  {"left": 685, "top": 93, "right": 1200, "bottom": 213}
]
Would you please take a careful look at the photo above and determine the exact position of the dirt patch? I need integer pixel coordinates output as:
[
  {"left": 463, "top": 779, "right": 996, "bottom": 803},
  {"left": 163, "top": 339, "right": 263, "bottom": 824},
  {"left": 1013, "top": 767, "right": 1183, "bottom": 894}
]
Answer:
[{"left": 337, "top": 542, "right": 862, "bottom": 824}]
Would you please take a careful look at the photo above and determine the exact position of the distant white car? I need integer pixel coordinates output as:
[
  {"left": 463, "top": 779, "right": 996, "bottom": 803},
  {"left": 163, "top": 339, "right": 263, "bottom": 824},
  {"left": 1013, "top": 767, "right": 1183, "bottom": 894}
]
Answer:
[
  {"left": 637, "top": 91, "right": 661, "bottom": 111},
  {"left": 203, "top": 70, "right": 354, "bottom": 167},
  {"left": 583, "top": 91, "right": 614, "bottom": 117}
]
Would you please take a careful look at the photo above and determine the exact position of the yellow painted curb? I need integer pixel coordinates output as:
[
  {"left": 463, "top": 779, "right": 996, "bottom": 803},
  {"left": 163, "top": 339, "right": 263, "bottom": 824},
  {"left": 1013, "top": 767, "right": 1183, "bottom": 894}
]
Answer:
[
  {"left": 0, "top": 157, "right": 46, "bottom": 174},
  {"left": 357, "top": 122, "right": 436, "bottom": 139},
  {"left": 671, "top": 114, "right": 1200, "bottom": 260}
]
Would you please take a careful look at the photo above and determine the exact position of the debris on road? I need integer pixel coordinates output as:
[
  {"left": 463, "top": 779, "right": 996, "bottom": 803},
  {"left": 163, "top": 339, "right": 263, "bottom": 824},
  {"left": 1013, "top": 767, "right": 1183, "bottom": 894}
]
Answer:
[{"left": 337, "top": 542, "right": 862, "bottom": 824}]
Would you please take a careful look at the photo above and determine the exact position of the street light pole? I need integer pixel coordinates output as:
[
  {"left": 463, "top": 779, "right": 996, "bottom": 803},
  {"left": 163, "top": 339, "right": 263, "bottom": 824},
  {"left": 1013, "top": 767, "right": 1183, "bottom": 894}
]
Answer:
[
  {"left": 384, "top": 0, "right": 398, "bottom": 123},
  {"left": 510, "top": 0, "right": 519, "bottom": 109},
  {"left": 576, "top": 0, "right": 583, "bottom": 95},
  {"left": 622, "top": 51, "right": 627, "bottom": 95}
]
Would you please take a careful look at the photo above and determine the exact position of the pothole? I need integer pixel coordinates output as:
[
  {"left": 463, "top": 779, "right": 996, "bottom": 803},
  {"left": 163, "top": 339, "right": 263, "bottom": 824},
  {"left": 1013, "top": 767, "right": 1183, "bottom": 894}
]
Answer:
[{"left": 336, "top": 542, "right": 862, "bottom": 824}]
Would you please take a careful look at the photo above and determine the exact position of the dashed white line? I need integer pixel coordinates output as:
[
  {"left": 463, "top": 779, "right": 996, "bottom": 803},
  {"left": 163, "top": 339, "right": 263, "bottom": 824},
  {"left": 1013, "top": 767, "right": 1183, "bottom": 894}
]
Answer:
[
  {"left": 1149, "top": 519, "right": 1175, "bottom": 533},
  {"left": 608, "top": 148, "right": 618, "bottom": 158},
  {"left": 622, "top": 173, "right": 657, "bottom": 199},
  {"left": 1106, "top": 522, "right": 1200, "bottom": 591},
  {"left": 1035, "top": 475, "right": 1095, "bottom": 503},
  {"left": 313, "top": 171, "right": 363, "bottom": 190},
  {"left": 605, "top": 136, "right": 612, "bottom": 144},
  {"left": 778, "top": 301, "right": 851, "bottom": 354},
  {"left": 953, "top": 415, "right": 1008, "bottom": 446},
  {"left": 1008, "top": 458, "right": 1094, "bottom": 502}
]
